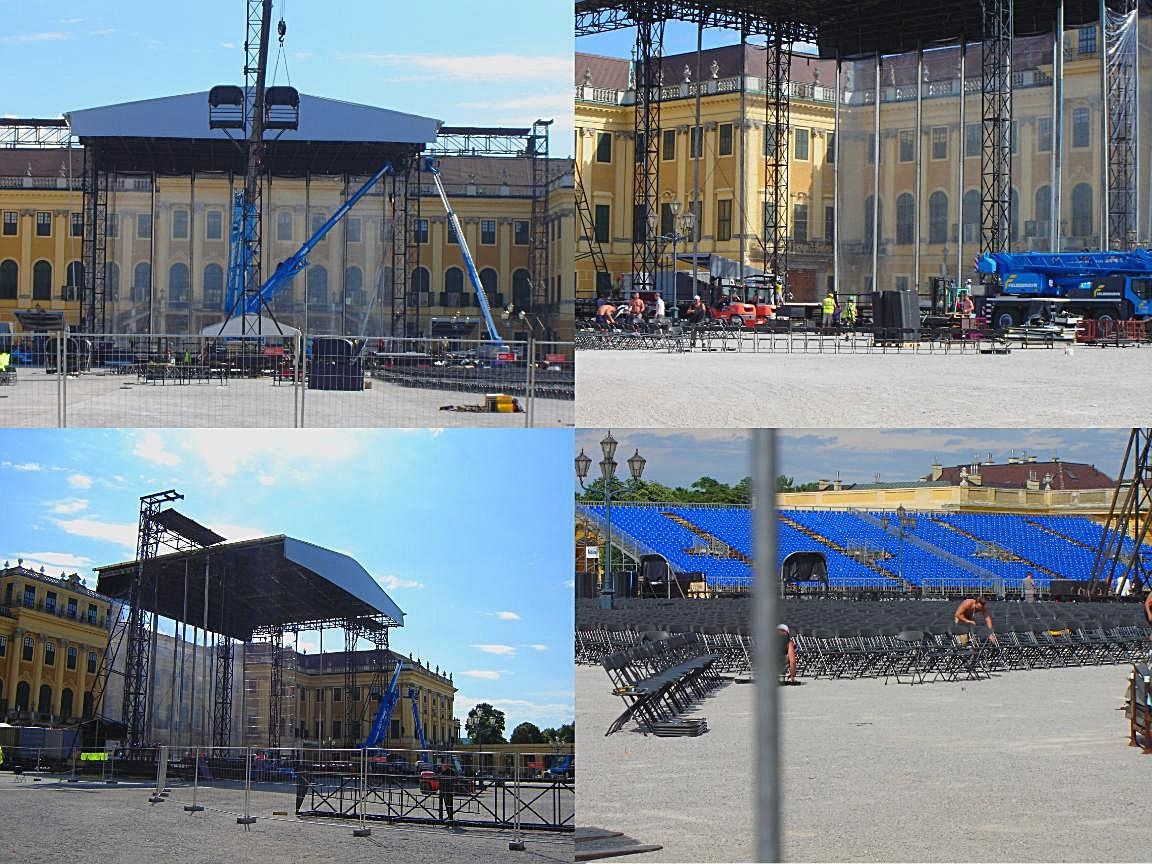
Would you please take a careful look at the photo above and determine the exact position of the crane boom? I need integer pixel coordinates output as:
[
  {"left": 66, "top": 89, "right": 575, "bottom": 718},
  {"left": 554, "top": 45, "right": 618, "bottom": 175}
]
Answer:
[
  {"left": 424, "top": 159, "right": 505, "bottom": 344},
  {"left": 361, "top": 660, "right": 403, "bottom": 749}
]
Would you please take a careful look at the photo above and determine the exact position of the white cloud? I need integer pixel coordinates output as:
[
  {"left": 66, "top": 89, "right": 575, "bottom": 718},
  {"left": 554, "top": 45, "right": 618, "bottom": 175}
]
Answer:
[
  {"left": 209, "top": 521, "right": 270, "bottom": 543},
  {"left": 54, "top": 518, "right": 137, "bottom": 551},
  {"left": 528, "top": 644, "right": 549, "bottom": 652},
  {"left": 12, "top": 551, "right": 92, "bottom": 571},
  {"left": 133, "top": 432, "right": 182, "bottom": 467},
  {"left": 178, "top": 429, "right": 368, "bottom": 485},
  {"left": 292, "top": 51, "right": 313, "bottom": 60},
  {"left": 490, "top": 610, "right": 521, "bottom": 621},
  {"left": 67, "top": 474, "right": 93, "bottom": 489},
  {"left": 220, "top": 41, "right": 236, "bottom": 49},
  {"left": 3, "top": 461, "right": 43, "bottom": 472},
  {"left": 89, "top": 27, "right": 117, "bottom": 37},
  {"left": 377, "top": 574, "right": 424, "bottom": 591},
  {"left": 49, "top": 499, "right": 88, "bottom": 515},
  {"left": 470, "top": 644, "right": 516, "bottom": 656},
  {"left": 60, "top": 17, "right": 84, "bottom": 25},
  {"left": 454, "top": 694, "right": 573, "bottom": 725},
  {"left": 2, "top": 31, "right": 71, "bottom": 43},
  {"left": 458, "top": 92, "right": 570, "bottom": 112},
  {"left": 460, "top": 670, "right": 503, "bottom": 680},
  {"left": 337, "top": 52, "right": 568, "bottom": 83},
  {"left": 563, "top": 579, "right": 575, "bottom": 589},
  {"left": 256, "top": 474, "right": 276, "bottom": 487}
]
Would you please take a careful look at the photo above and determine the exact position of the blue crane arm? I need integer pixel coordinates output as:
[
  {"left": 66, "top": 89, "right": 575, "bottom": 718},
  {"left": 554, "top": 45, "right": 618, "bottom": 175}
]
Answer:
[
  {"left": 407, "top": 686, "right": 430, "bottom": 762},
  {"left": 423, "top": 157, "right": 505, "bottom": 345},
  {"left": 361, "top": 660, "right": 403, "bottom": 749},
  {"left": 244, "top": 161, "right": 395, "bottom": 314},
  {"left": 978, "top": 250, "right": 1152, "bottom": 277}
]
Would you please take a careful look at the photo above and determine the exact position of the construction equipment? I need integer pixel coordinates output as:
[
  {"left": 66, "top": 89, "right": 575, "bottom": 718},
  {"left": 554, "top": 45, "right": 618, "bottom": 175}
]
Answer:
[
  {"left": 360, "top": 661, "right": 404, "bottom": 749},
  {"left": 976, "top": 250, "right": 1152, "bottom": 328}
]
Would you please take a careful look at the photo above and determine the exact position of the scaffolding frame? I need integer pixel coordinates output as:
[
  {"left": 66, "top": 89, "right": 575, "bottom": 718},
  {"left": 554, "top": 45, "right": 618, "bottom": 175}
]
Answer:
[
  {"left": 979, "top": 0, "right": 1013, "bottom": 255},
  {"left": 763, "top": 26, "right": 794, "bottom": 279},
  {"left": 632, "top": 8, "right": 665, "bottom": 292},
  {"left": 1089, "top": 428, "right": 1152, "bottom": 596},
  {"left": 529, "top": 120, "right": 552, "bottom": 311},
  {"left": 80, "top": 154, "right": 110, "bottom": 333},
  {"left": 1103, "top": 0, "right": 1139, "bottom": 249}
]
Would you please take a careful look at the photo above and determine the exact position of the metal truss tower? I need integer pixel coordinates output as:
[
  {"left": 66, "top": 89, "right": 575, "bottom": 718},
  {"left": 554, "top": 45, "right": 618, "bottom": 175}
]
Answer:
[
  {"left": 979, "top": 0, "right": 1013, "bottom": 254},
  {"left": 1090, "top": 428, "right": 1152, "bottom": 597},
  {"left": 80, "top": 159, "right": 110, "bottom": 333},
  {"left": 1103, "top": 0, "right": 1139, "bottom": 249},
  {"left": 266, "top": 626, "right": 285, "bottom": 748},
  {"left": 529, "top": 119, "right": 553, "bottom": 310},
  {"left": 212, "top": 637, "right": 234, "bottom": 747},
  {"left": 764, "top": 27, "right": 793, "bottom": 280},
  {"left": 632, "top": 8, "right": 665, "bottom": 291}
]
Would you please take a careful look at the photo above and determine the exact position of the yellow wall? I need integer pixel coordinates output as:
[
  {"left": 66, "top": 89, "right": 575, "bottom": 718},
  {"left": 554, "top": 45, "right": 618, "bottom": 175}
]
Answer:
[{"left": 0, "top": 565, "right": 113, "bottom": 724}]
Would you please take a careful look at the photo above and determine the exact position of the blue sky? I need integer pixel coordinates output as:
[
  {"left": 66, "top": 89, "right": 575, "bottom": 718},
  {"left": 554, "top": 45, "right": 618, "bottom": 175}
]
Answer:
[
  {"left": 579, "top": 22, "right": 754, "bottom": 61},
  {"left": 0, "top": 429, "right": 574, "bottom": 733},
  {"left": 575, "top": 428, "right": 1132, "bottom": 489},
  {"left": 0, "top": 0, "right": 574, "bottom": 156}
]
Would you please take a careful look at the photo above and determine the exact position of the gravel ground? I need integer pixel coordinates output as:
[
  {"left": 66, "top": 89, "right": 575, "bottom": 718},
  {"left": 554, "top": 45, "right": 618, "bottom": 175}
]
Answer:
[
  {"left": 575, "top": 346, "right": 1152, "bottom": 427},
  {"left": 0, "top": 372, "right": 572, "bottom": 428},
  {"left": 0, "top": 776, "right": 573, "bottom": 864},
  {"left": 577, "top": 662, "right": 1148, "bottom": 863}
]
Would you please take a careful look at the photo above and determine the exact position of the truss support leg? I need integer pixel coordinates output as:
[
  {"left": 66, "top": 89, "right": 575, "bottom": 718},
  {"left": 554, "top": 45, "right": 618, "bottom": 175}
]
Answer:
[
  {"left": 631, "top": 9, "right": 664, "bottom": 293},
  {"left": 980, "top": 0, "right": 1013, "bottom": 254}
]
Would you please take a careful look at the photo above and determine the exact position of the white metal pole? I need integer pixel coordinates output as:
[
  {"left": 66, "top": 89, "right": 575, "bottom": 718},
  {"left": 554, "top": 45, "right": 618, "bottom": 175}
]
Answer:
[{"left": 753, "top": 429, "right": 779, "bottom": 863}]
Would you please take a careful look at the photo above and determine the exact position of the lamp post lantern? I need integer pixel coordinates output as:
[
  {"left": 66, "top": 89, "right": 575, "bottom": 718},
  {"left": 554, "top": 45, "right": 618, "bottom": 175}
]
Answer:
[{"left": 576, "top": 433, "right": 645, "bottom": 610}]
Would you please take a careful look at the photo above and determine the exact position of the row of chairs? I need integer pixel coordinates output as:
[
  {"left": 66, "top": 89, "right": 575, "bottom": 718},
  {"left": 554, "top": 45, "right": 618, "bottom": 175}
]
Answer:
[
  {"left": 578, "top": 622, "right": 752, "bottom": 674},
  {"left": 601, "top": 634, "right": 722, "bottom": 735}
]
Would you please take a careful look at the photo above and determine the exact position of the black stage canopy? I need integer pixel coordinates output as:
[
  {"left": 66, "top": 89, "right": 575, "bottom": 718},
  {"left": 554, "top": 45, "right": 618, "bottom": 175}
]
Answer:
[
  {"left": 95, "top": 535, "right": 405, "bottom": 642},
  {"left": 576, "top": 0, "right": 1102, "bottom": 58}
]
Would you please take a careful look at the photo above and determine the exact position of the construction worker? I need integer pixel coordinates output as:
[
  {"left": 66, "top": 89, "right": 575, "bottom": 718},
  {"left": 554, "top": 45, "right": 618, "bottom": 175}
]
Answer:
[
  {"left": 821, "top": 291, "right": 837, "bottom": 331},
  {"left": 841, "top": 296, "right": 857, "bottom": 329},
  {"left": 955, "top": 596, "right": 999, "bottom": 645},
  {"left": 0, "top": 349, "right": 10, "bottom": 383}
]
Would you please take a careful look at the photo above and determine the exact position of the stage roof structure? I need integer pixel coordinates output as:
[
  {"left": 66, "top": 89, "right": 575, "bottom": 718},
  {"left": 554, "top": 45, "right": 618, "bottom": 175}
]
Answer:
[
  {"left": 66, "top": 91, "right": 441, "bottom": 175},
  {"left": 95, "top": 535, "right": 405, "bottom": 641},
  {"left": 575, "top": 0, "right": 1101, "bottom": 58}
]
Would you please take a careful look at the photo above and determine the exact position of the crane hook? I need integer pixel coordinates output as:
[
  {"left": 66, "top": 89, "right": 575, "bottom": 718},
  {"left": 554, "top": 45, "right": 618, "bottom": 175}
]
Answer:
[{"left": 277, "top": 18, "right": 286, "bottom": 44}]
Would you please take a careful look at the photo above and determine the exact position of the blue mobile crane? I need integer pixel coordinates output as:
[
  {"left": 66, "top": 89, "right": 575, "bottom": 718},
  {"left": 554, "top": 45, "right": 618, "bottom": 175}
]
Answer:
[
  {"left": 217, "top": 156, "right": 505, "bottom": 345},
  {"left": 976, "top": 250, "right": 1152, "bottom": 328}
]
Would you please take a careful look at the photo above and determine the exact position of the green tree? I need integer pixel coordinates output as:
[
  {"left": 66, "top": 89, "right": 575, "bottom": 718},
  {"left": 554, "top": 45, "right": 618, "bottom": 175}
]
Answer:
[
  {"left": 555, "top": 722, "right": 575, "bottom": 744},
  {"left": 509, "top": 721, "right": 547, "bottom": 745},
  {"left": 465, "top": 703, "right": 507, "bottom": 745}
]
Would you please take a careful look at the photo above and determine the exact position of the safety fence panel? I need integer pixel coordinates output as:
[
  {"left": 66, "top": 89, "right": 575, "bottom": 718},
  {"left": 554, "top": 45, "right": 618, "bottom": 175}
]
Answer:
[
  {"left": 0, "top": 335, "right": 69, "bottom": 427},
  {"left": 524, "top": 341, "right": 575, "bottom": 427},
  {"left": 57, "top": 333, "right": 301, "bottom": 428}
]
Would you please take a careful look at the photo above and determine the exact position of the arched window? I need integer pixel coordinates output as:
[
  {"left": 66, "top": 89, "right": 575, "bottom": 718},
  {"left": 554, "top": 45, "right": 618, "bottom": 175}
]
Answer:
[
  {"left": 928, "top": 191, "right": 949, "bottom": 244},
  {"left": 63, "top": 261, "right": 84, "bottom": 301},
  {"left": 307, "top": 265, "right": 328, "bottom": 308},
  {"left": 1034, "top": 185, "right": 1052, "bottom": 235},
  {"left": 105, "top": 262, "right": 120, "bottom": 301},
  {"left": 444, "top": 267, "right": 464, "bottom": 294},
  {"left": 61, "top": 688, "right": 74, "bottom": 720},
  {"left": 479, "top": 268, "right": 498, "bottom": 303},
  {"left": 895, "top": 193, "right": 915, "bottom": 245},
  {"left": 411, "top": 266, "right": 430, "bottom": 300},
  {"left": 202, "top": 263, "right": 224, "bottom": 308},
  {"left": 344, "top": 266, "right": 364, "bottom": 306},
  {"left": 38, "top": 684, "right": 52, "bottom": 716},
  {"left": 0, "top": 260, "right": 17, "bottom": 301},
  {"left": 15, "top": 681, "right": 30, "bottom": 711},
  {"left": 512, "top": 268, "right": 531, "bottom": 309},
  {"left": 276, "top": 210, "right": 293, "bottom": 242},
  {"left": 962, "top": 189, "right": 981, "bottom": 243},
  {"left": 168, "top": 262, "right": 190, "bottom": 306},
  {"left": 1072, "top": 183, "right": 1093, "bottom": 238},
  {"left": 132, "top": 262, "right": 151, "bottom": 304},
  {"left": 33, "top": 260, "right": 52, "bottom": 301}
]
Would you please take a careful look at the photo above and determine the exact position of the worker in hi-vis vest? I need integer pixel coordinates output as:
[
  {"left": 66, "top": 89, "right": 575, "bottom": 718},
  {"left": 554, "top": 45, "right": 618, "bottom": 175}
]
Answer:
[{"left": 821, "top": 291, "right": 836, "bottom": 331}]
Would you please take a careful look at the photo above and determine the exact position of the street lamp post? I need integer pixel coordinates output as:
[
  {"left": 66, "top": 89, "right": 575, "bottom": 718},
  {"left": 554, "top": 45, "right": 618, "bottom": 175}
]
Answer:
[
  {"left": 576, "top": 432, "right": 646, "bottom": 609},
  {"left": 896, "top": 504, "right": 917, "bottom": 587}
]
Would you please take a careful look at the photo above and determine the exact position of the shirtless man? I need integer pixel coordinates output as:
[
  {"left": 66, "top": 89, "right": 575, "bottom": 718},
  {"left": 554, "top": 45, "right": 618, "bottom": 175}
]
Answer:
[
  {"left": 955, "top": 596, "right": 998, "bottom": 645},
  {"left": 778, "top": 624, "right": 798, "bottom": 682},
  {"left": 595, "top": 299, "right": 617, "bottom": 330},
  {"left": 626, "top": 293, "right": 646, "bottom": 330}
]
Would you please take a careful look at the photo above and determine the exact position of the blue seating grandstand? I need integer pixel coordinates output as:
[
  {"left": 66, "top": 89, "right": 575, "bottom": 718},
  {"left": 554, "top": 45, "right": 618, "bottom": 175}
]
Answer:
[{"left": 577, "top": 504, "right": 1152, "bottom": 592}]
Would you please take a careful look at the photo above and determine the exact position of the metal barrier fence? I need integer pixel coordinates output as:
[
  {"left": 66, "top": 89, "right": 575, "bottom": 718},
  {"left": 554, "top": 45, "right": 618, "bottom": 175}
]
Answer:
[
  {"left": 0, "top": 334, "right": 574, "bottom": 427},
  {"left": 575, "top": 322, "right": 993, "bottom": 354},
  {"left": 155, "top": 746, "right": 573, "bottom": 836}
]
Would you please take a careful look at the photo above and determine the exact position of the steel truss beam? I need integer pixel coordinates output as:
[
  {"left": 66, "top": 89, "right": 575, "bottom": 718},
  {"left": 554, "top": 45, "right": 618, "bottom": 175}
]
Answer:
[
  {"left": 1104, "top": 0, "right": 1138, "bottom": 249},
  {"left": 979, "top": 0, "right": 1013, "bottom": 254},
  {"left": 632, "top": 10, "right": 665, "bottom": 292},
  {"left": 1090, "top": 428, "right": 1152, "bottom": 596},
  {"left": 0, "top": 118, "right": 74, "bottom": 148},
  {"left": 764, "top": 26, "right": 793, "bottom": 280},
  {"left": 575, "top": 167, "right": 612, "bottom": 294}
]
